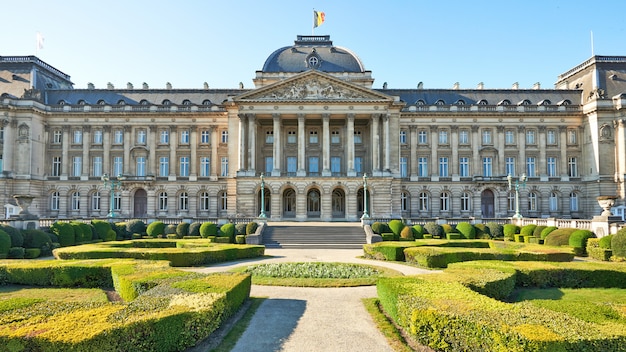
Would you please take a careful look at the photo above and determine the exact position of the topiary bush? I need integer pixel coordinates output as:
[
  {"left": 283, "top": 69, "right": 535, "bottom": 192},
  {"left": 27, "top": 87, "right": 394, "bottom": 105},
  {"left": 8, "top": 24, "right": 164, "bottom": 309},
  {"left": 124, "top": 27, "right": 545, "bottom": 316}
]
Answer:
[
  {"left": 146, "top": 221, "right": 165, "bottom": 238},
  {"left": 91, "top": 220, "right": 114, "bottom": 242},
  {"left": 485, "top": 222, "right": 503, "bottom": 239},
  {"left": 235, "top": 235, "right": 246, "bottom": 244},
  {"left": 371, "top": 222, "right": 389, "bottom": 235},
  {"left": 23, "top": 248, "right": 41, "bottom": 259},
  {"left": 400, "top": 226, "right": 414, "bottom": 240},
  {"left": 599, "top": 234, "right": 613, "bottom": 249},
  {"left": 69, "top": 222, "right": 89, "bottom": 243},
  {"left": 113, "top": 222, "right": 130, "bottom": 240},
  {"left": 612, "top": 228, "right": 626, "bottom": 258},
  {"left": 411, "top": 225, "right": 424, "bottom": 239},
  {"left": 50, "top": 221, "right": 75, "bottom": 247},
  {"left": 520, "top": 224, "right": 537, "bottom": 237},
  {"left": 424, "top": 222, "right": 442, "bottom": 238},
  {"left": 533, "top": 225, "right": 547, "bottom": 238},
  {"left": 22, "top": 229, "right": 52, "bottom": 256},
  {"left": 441, "top": 224, "right": 455, "bottom": 235},
  {"left": 474, "top": 223, "right": 490, "bottom": 239},
  {"left": 503, "top": 224, "right": 519, "bottom": 241},
  {"left": 164, "top": 224, "right": 177, "bottom": 236},
  {"left": 235, "top": 223, "right": 247, "bottom": 236},
  {"left": 188, "top": 222, "right": 202, "bottom": 237},
  {"left": 0, "top": 229, "right": 11, "bottom": 259},
  {"left": 126, "top": 219, "right": 147, "bottom": 235},
  {"left": 541, "top": 226, "right": 558, "bottom": 239},
  {"left": 200, "top": 222, "right": 218, "bottom": 238},
  {"left": 220, "top": 223, "right": 236, "bottom": 243},
  {"left": 544, "top": 228, "right": 578, "bottom": 247},
  {"left": 455, "top": 222, "right": 475, "bottom": 239},
  {"left": 176, "top": 223, "right": 190, "bottom": 239},
  {"left": 8, "top": 247, "right": 25, "bottom": 259},
  {"left": 388, "top": 219, "right": 405, "bottom": 237},
  {"left": 0, "top": 225, "right": 23, "bottom": 248},
  {"left": 246, "top": 222, "right": 258, "bottom": 235},
  {"left": 569, "top": 229, "right": 596, "bottom": 256}
]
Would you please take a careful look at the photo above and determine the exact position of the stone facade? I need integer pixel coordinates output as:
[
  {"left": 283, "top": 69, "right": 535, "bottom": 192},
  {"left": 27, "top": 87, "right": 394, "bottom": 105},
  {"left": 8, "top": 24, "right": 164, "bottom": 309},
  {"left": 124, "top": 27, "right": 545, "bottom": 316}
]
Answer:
[{"left": 1, "top": 36, "right": 626, "bottom": 221}]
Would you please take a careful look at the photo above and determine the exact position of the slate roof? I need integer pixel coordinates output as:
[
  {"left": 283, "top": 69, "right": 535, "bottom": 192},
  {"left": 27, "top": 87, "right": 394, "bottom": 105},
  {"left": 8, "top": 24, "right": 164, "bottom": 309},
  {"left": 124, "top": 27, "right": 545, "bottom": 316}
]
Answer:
[{"left": 44, "top": 89, "right": 247, "bottom": 106}]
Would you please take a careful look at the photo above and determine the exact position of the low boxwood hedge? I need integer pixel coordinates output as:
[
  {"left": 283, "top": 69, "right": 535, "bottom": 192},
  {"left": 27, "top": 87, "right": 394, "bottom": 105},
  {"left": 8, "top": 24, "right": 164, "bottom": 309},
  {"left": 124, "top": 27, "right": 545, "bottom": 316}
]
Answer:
[
  {"left": 377, "top": 261, "right": 626, "bottom": 351},
  {"left": 363, "top": 242, "right": 418, "bottom": 261}
]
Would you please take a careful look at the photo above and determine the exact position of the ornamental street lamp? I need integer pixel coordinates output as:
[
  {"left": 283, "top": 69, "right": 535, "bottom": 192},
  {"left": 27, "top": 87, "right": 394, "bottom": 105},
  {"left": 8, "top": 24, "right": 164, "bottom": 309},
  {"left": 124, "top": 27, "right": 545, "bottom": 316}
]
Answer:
[
  {"left": 507, "top": 173, "right": 527, "bottom": 219},
  {"left": 361, "top": 173, "right": 370, "bottom": 220},
  {"left": 101, "top": 173, "right": 123, "bottom": 218},
  {"left": 259, "top": 173, "right": 267, "bottom": 218}
]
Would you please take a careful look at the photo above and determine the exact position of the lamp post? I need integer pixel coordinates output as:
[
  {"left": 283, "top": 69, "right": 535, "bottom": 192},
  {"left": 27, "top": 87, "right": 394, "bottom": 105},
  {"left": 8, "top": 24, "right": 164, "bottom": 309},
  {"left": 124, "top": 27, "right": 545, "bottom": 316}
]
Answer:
[
  {"left": 507, "top": 173, "right": 527, "bottom": 219},
  {"left": 361, "top": 173, "right": 370, "bottom": 220},
  {"left": 101, "top": 173, "right": 123, "bottom": 218},
  {"left": 259, "top": 173, "right": 267, "bottom": 218}
]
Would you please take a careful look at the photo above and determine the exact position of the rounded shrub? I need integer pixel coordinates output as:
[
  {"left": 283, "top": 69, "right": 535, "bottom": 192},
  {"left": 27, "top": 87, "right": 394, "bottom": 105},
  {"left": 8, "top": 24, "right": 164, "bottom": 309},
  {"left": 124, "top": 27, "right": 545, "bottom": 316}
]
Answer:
[
  {"left": 235, "top": 235, "right": 246, "bottom": 244},
  {"left": 611, "top": 228, "right": 626, "bottom": 258},
  {"left": 146, "top": 221, "right": 165, "bottom": 238},
  {"left": 599, "top": 234, "right": 613, "bottom": 249},
  {"left": 8, "top": 247, "right": 25, "bottom": 259},
  {"left": 424, "top": 222, "right": 442, "bottom": 238},
  {"left": 22, "top": 229, "right": 52, "bottom": 256},
  {"left": 503, "top": 224, "right": 519, "bottom": 240},
  {"left": 569, "top": 230, "right": 596, "bottom": 256},
  {"left": 246, "top": 222, "right": 259, "bottom": 235},
  {"left": 474, "top": 223, "right": 490, "bottom": 239},
  {"left": 544, "top": 228, "right": 577, "bottom": 247},
  {"left": 0, "top": 225, "right": 23, "bottom": 247},
  {"left": 47, "top": 232, "right": 59, "bottom": 244},
  {"left": 176, "top": 223, "right": 190, "bottom": 238},
  {"left": 388, "top": 219, "right": 405, "bottom": 237},
  {"left": 371, "top": 222, "right": 388, "bottom": 235},
  {"left": 400, "top": 226, "right": 414, "bottom": 240},
  {"left": 520, "top": 224, "right": 537, "bottom": 237},
  {"left": 24, "top": 248, "right": 41, "bottom": 259},
  {"left": 220, "top": 223, "right": 236, "bottom": 242},
  {"left": 188, "top": 222, "right": 202, "bottom": 237},
  {"left": 199, "top": 222, "right": 218, "bottom": 238},
  {"left": 91, "top": 220, "right": 114, "bottom": 241},
  {"left": 441, "top": 224, "right": 455, "bottom": 235},
  {"left": 540, "top": 226, "right": 558, "bottom": 239},
  {"left": 113, "top": 222, "right": 130, "bottom": 240},
  {"left": 0, "top": 229, "right": 11, "bottom": 259},
  {"left": 532, "top": 226, "right": 547, "bottom": 238},
  {"left": 235, "top": 223, "right": 247, "bottom": 236},
  {"left": 411, "top": 224, "right": 424, "bottom": 239},
  {"left": 455, "top": 222, "right": 475, "bottom": 239},
  {"left": 164, "top": 224, "right": 177, "bottom": 236},
  {"left": 51, "top": 221, "right": 75, "bottom": 247},
  {"left": 126, "top": 219, "right": 146, "bottom": 235},
  {"left": 486, "top": 222, "right": 503, "bottom": 239}
]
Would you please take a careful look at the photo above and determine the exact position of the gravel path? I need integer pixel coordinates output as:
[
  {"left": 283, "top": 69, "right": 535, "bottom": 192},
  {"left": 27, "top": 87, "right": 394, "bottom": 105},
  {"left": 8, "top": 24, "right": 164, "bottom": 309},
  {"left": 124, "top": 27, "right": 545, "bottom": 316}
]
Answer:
[{"left": 187, "top": 248, "right": 436, "bottom": 351}]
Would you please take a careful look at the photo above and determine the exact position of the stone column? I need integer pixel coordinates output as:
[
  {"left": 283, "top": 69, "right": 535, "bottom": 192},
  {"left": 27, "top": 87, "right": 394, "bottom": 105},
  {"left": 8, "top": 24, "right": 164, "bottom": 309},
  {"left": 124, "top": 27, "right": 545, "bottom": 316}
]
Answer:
[
  {"left": 371, "top": 114, "right": 380, "bottom": 173},
  {"left": 238, "top": 114, "right": 247, "bottom": 172},
  {"left": 451, "top": 126, "right": 459, "bottom": 176},
  {"left": 430, "top": 126, "right": 438, "bottom": 177},
  {"left": 347, "top": 113, "right": 355, "bottom": 176},
  {"left": 615, "top": 120, "right": 626, "bottom": 198},
  {"left": 148, "top": 125, "right": 156, "bottom": 177},
  {"left": 169, "top": 126, "right": 177, "bottom": 177},
  {"left": 211, "top": 127, "right": 218, "bottom": 178},
  {"left": 471, "top": 125, "right": 480, "bottom": 174},
  {"left": 383, "top": 114, "right": 390, "bottom": 171},
  {"left": 322, "top": 113, "right": 331, "bottom": 176},
  {"left": 538, "top": 126, "right": 547, "bottom": 176},
  {"left": 2, "top": 119, "right": 14, "bottom": 172},
  {"left": 190, "top": 126, "right": 198, "bottom": 178},
  {"left": 497, "top": 125, "right": 505, "bottom": 175},
  {"left": 103, "top": 126, "right": 111, "bottom": 174},
  {"left": 61, "top": 126, "right": 69, "bottom": 177},
  {"left": 248, "top": 114, "right": 256, "bottom": 173},
  {"left": 123, "top": 126, "right": 131, "bottom": 174},
  {"left": 82, "top": 126, "right": 90, "bottom": 178},
  {"left": 272, "top": 113, "right": 282, "bottom": 176},
  {"left": 518, "top": 126, "right": 526, "bottom": 176},
  {"left": 297, "top": 114, "right": 306, "bottom": 176},
  {"left": 409, "top": 125, "right": 417, "bottom": 179}
]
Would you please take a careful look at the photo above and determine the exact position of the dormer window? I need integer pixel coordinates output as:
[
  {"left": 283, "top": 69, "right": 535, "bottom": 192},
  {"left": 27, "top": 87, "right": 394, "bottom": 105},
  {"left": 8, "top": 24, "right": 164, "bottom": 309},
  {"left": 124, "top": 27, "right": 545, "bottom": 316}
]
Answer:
[
  {"left": 539, "top": 99, "right": 551, "bottom": 106},
  {"left": 162, "top": 100, "right": 171, "bottom": 106},
  {"left": 455, "top": 100, "right": 465, "bottom": 105},
  {"left": 117, "top": 100, "right": 126, "bottom": 105},
  {"left": 78, "top": 100, "right": 86, "bottom": 105},
  {"left": 57, "top": 100, "right": 66, "bottom": 105},
  {"left": 416, "top": 100, "right": 426, "bottom": 106},
  {"left": 182, "top": 100, "right": 192, "bottom": 105},
  {"left": 435, "top": 100, "right": 445, "bottom": 105},
  {"left": 202, "top": 99, "right": 211, "bottom": 105},
  {"left": 477, "top": 99, "right": 488, "bottom": 105},
  {"left": 519, "top": 99, "right": 532, "bottom": 105},
  {"left": 97, "top": 100, "right": 106, "bottom": 105},
  {"left": 140, "top": 99, "right": 150, "bottom": 105},
  {"left": 498, "top": 99, "right": 511, "bottom": 105}
]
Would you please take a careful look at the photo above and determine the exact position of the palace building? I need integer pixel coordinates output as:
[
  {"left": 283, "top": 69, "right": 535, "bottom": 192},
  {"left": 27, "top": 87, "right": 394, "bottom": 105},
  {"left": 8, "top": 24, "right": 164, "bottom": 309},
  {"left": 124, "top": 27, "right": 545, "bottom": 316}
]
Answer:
[{"left": 1, "top": 35, "right": 626, "bottom": 221}]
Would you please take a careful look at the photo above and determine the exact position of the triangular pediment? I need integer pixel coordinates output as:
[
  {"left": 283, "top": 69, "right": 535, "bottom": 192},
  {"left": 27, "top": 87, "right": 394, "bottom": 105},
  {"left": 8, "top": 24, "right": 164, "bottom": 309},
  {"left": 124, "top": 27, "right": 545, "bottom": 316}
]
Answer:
[{"left": 234, "top": 70, "right": 394, "bottom": 102}]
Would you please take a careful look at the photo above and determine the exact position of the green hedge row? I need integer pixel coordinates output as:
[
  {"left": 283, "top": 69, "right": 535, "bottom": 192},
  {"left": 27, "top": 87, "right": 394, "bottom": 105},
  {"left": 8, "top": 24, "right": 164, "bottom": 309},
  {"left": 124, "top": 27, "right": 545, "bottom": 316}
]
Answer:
[
  {"left": 377, "top": 261, "right": 626, "bottom": 351},
  {"left": 53, "top": 240, "right": 265, "bottom": 267}
]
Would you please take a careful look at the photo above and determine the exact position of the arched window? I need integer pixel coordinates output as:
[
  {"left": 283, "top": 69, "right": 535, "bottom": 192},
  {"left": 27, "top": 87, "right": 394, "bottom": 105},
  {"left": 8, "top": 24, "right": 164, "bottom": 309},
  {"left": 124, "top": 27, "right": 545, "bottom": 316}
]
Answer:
[
  {"left": 435, "top": 99, "right": 445, "bottom": 105},
  {"left": 162, "top": 99, "right": 171, "bottom": 106},
  {"left": 140, "top": 99, "right": 150, "bottom": 105},
  {"left": 78, "top": 100, "right": 86, "bottom": 105},
  {"left": 199, "top": 191, "right": 210, "bottom": 211},
  {"left": 455, "top": 100, "right": 465, "bottom": 105},
  {"left": 539, "top": 99, "right": 552, "bottom": 106},
  {"left": 415, "top": 99, "right": 426, "bottom": 106},
  {"left": 117, "top": 100, "right": 126, "bottom": 105},
  {"left": 519, "top": 99, "right": 532, "bottom": 105},
  {"left": 158, "top": 192, "right": 168, "bottom": 211},
  {"left": 202, "top": 99, "right": 211, "bottom": 105},
  {"left": 461, "top": 191, "right": 471, "bottom": 212},
  {"left": 179, "top": 192, "right": 189, "bottom": 211},
  {"left": 97, "top": 100, "right": 106, "bottom": 105},
  {"left": 400, "top": 191, "right": 410, "bottom": 212},
  {"left": 440, "top": 192, "right": 450, "bottom": 211},
  {"left": 559, "top": 99, "right": 572, "bottom": 106},
  {"left": 549, "top": 192, "right": 558, "bottom": 211},
  {"left": 499, "top": 99, "right": 511, "bottom": 106},
  {"left": 477, "top": 99, "right": 488, "bottom": 105},
  {"left": 57, "top": 100, "right": 66, "bottom": 105},
  {"left": 419, "top": 192, "right": 429, "bottom": 211},
  {"left": 528, "top": 192, "right": 538, "bottom": 212},
  {"left": 50, "top": 191, "right": 60, "bottom": 211},
  {"left": 182, "top": 99, "right": 192, "bottom": 105},
  {"left": 570, "top": 192, "right": 579, "bottom": 212}
]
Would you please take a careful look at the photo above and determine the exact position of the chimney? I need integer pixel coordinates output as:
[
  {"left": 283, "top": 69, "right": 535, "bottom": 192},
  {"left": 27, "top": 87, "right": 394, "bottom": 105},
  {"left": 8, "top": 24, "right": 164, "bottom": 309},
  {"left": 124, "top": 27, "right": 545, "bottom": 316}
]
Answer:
[
  {"left": 87, "top": 83, "right": 95, "bottom": 90},
  {"left": 512, "top": 82, "right": 519, "bottom": 90},
  {"left": 453, "top": 82, "right": 460, "bottom": 90},
  {"left": 477, "top": 82, "right": 484, "bottom": 90},
  {"left": 107, "top": 82, "right": 114, "bottom": 89},
  {"left": 533, "top": 82, "right": 541, "bottom": 90},
  {"left": 127, "top": 82, "right": 133, "bottom": 89}
]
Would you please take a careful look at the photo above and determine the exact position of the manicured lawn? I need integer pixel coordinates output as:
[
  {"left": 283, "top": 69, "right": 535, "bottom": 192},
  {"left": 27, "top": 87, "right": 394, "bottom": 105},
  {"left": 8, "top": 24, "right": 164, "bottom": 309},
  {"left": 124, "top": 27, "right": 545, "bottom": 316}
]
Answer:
[{"left": 0, "top": 285, "right": 109, "bottom": 304}]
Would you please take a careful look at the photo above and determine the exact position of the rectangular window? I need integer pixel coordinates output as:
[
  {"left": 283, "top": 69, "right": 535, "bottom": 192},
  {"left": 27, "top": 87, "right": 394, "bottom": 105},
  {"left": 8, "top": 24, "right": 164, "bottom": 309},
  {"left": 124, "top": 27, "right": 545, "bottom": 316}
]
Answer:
[
  {"left": 459, "top": 157, "right": 469, "bottom": 177},
  {"left": 91, "top": 192, "right": 101, "bottom": 211},
  {"left": 159, "top": 157, "right": 169, "bottom": 177},
  {"left": 114, "top": 130, "right": 123, "bottom": 144},
  {"left": 308, "top": 156, "right": 319, "bottom": 175},
  {"left": 113, "top": 156, "right": 123, "bottom": 176},
  {"left": 72, "top": 156, "right": 82, "bottom": 177},
  {"left": 52, "top": 156, "right": 61, "bottom": 176},
  {"left": 288, "top": 131, "right": 297, "bottom": 144},
  {"left": 287, "top": 156, "right": 297, "bottom": 175},
  {"left": 482, "top": 157, "right": 492, "bottom": 177},
  {"left": 568, "top": 130, "right": 577, "bottom": 145},
  {"left": 200, "top": 157, "right": 210, "bottom": 177},
  {"left": 355, "top": 157, "right": 363, "bottom": 174},
  {"left": 399, "top": 130, "right": 407, "bottom": 144},
  {"left": 160, "top": 130, "right": 169, "bottom": 144},
  {"left": 354, "top": 131, "right": 362, "bottom": 144},
  {"left": 331, "top": 156, "right": 341, "bottom": 175},
  {"left": 179, "top": 156, "right": 190, "bottom": 176},
  {"left": 505, "top": 130, "right": 515, "bottom": 145},
  {"left": 92, "top": 156, "right": 102, "bottom": 177},
  {"left": 482, "top": 130, "right": 492, "bottom": 145},
  {"left": 331, "top": 131, "right": 340, "bottom": 144},
  {"left": 53, "top": 130, "right": 62, "bottom": 144},
  {"left": 526, "top": 157, "right": 536, "bottom": 177},
  {"left": 51, "top": 192, "right": 60, "bottom": 211},
  {"left": 266, "top": 131, "right": 274, "bottom": 144},
  {"left": 438, "top": 130, "right": 448, "bottom": 145},
  {"left": 221, "top": 130, "right": 228, "bottom": 143},
  {"left": 136, "top": 157, "right": 146, "bottom": 176},
  {"left": 309, "top": 130, "right": 318, "bottom": 144},
  {"left": 505, "top": 157, "right": 515, "bottom": 176},
  {"left": 459, "top": 130, "right": 469, "bottom": 144},
  {"left": 265, "top": 157, "right": 273, "bottom": 173},
  {"left": 418, "top": 157, "right": 428, "bottom": 177},
  {"left": 568, "top": 157, "right": 578, "bottom": 177},
  {"left": 73, "top": 130, "right": 82, "bottom": 144},
  {"left": 93, "top": 130, "right": 103, "bottom": 144},
  {"left": 221, "top": 157, "right": 228, "bottom": 176},
  {"left": 114, "top": 193, "right": 121, "bottom": 211},
  {"left": 439, "top": 157, "right": 449, "bottom": 177},
  {"left": 526, "top": 130, "right": 536, "bottom": 145},
  {"left": 547, "top": 130, "right": 557, "bottom": 145},
  {"left": 400, "top": 157, "right": 408, "bottom": 178},
  {"left": 418, "top": 130, "right": 428, "bottom": 144},
  {"left": 547, "top": 157, "right": 557, "bottom": 177},
  {"left": 180, "top": 130, "right": 190, "bottom": 144},
  {"left": 137, "top": 130, "right": 147, "bottom": 144},
  {"left": 200, "top": 130, "right": 210, "bottom": 144}
]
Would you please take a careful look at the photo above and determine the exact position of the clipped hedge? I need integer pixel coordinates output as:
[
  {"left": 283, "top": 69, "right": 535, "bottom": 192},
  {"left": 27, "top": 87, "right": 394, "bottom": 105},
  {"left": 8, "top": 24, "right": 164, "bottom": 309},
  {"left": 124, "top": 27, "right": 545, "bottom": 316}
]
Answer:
[
  {"left": 176, "top": 223, "right": 190, "bottom": 238},
  {"left": 200, "top": 222, "right": 218, "bottom": 238},
  {"left": 0, "top": 230, "right": 10, "bottom": 259},
  {"left": 0, "top": 225, "right": 23, "bottom": 247},
  {"left": 485, "top": 222, "right": 502, "bottom": 239},
  {"left": 51, "top": 221, "right": 75, "bottom": 247},
  {"left": 568, "top": 229, "right": 596, "bottom": 256},
  {"left": 502, "top": 224, "right": 519, "bottom": 241},
  {"left": 424, "top": 222, "right": 442, "bottom": 238},
  {"left": 455, "top": 222, "right": 475, "bottom": 239},
  {"left": 400, "top": 226, "right": 413, "bottom": 240},
  {"left": 146, "top": 221, "right": 165, "bottom": 238},
  {"left": 544, "top": 228, "right": 577, "bottom": 247},
  {"left": 587, "top": 238, "right": 612, "bottom": 261},
  {"left": 363, "top": 242, "right": 418, "bottom": 261},
  {"left": 189, "top": 222, "right": 202, "bottom": 237},
  {"left": 519, "top": 224, "right": 537, "bottom": 237},
  {"left": 612, "top": 228, "right": 626, "bottom": 258},
  {"left": 220, "top": 223, "right": 236, "bottom": 243},
  {"left": 91, "top": 220, "right": 115, "bottom": 242},
  {"left": 540, "top": 226, "right": 558, "bottom": 239},
  {"left": 246, "top": 222, "right": 258, "bottom": 235},
  {"left": 411, "top": 224, "right": 424, "bottom": 239},
  {"left": 388, "top": 219, "right": 405, "bottom": 237}
]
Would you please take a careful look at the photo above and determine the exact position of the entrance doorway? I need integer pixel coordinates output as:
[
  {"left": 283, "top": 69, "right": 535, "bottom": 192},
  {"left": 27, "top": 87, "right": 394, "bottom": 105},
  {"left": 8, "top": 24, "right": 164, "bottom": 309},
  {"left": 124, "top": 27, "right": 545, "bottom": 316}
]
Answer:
[
  {"left": 331, "top": 188, "right": 345, "bottom": 218},
  {"left": 307, "top": 189, "right": 321, "bottom": 218},
  {"left": 133, "top": 189, "right": 147, "bottom": 218},
  {"left": 282, "top": 188, "right": 296, "bottom": 218},
  {"left": 481, "top": 189, "right": 494, "bottom": 218}
]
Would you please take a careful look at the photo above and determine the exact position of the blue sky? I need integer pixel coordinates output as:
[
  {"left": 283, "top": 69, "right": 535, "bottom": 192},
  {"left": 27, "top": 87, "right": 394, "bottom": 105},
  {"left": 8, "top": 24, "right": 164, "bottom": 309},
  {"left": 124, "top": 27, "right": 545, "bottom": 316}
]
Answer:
[{"left": 2, "top": 0, "right": 625, "bottom": 91}]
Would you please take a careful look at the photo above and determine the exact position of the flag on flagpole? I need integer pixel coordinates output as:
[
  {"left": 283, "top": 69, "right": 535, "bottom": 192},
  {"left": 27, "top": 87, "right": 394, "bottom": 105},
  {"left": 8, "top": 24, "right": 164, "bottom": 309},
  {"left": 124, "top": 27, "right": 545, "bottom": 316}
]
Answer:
[{"left": 313, "top": 10, "right": 325, "bottom": 28}]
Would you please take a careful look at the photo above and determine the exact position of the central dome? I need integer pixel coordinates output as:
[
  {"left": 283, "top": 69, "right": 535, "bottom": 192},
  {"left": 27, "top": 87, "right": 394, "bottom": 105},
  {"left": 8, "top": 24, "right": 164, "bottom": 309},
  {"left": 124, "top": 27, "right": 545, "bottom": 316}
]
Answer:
[{"left": 261, "top": 35, "right": 365, "bottom": 73}]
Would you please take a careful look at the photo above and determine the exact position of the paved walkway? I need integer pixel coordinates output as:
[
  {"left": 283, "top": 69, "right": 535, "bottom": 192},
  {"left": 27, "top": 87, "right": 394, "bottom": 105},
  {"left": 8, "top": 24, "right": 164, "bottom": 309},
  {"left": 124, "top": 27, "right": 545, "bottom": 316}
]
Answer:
[{"left": 187, "top": 248, "right": 435, "bottom": 352}]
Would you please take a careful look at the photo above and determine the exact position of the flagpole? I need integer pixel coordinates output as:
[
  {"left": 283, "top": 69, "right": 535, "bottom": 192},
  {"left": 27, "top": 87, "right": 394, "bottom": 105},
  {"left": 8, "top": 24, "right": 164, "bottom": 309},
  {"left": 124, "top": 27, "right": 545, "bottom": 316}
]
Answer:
[{"left": 312, "top": 8, "right": 315, "bottom": 35}]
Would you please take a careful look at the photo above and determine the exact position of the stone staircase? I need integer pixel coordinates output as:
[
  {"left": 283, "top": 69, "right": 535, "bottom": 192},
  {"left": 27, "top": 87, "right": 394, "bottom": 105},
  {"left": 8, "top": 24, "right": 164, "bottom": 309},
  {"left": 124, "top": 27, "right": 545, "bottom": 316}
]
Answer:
[{"left": 262, "top": 224, "right": 366, "bottom": 249}]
